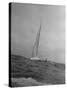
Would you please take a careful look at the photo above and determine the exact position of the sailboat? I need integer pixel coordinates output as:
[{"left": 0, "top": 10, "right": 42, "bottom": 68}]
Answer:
[{"left": 30, "top": 20, "right": 41, "bottom": 60}]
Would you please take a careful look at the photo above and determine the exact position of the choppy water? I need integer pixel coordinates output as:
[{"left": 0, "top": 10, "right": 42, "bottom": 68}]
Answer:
[{"left": 11, "top": 77, "right": 50, "bottom": 87}]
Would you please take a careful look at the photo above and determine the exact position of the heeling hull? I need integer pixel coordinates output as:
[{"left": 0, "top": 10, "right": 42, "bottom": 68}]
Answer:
[{"left": 30, "top": 57, "right": 40, "bottom": 60}]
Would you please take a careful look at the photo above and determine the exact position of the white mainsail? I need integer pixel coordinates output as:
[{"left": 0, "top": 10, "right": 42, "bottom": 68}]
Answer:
[{"left": 30, "top": 21, "right": 41, "bottom": 60}]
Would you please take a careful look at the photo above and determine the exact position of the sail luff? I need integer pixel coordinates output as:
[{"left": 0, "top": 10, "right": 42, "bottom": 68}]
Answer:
[{"left": 35, "top": 24, "right": 41, "bottom": 56}]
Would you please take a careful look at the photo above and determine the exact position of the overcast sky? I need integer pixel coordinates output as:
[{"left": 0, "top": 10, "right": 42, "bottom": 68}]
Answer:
[{"left": 11, "top": 3, "right": 65, "bottom": 63}]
